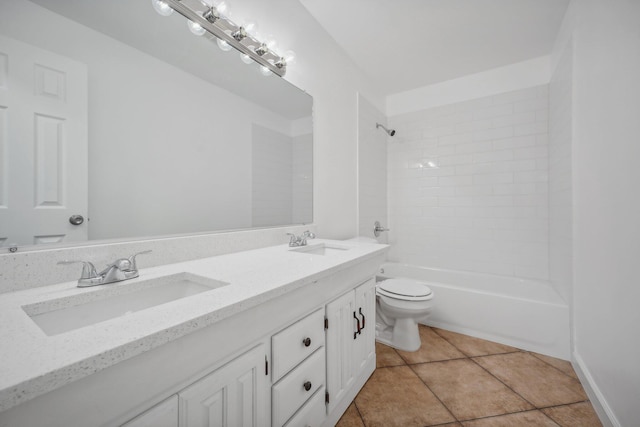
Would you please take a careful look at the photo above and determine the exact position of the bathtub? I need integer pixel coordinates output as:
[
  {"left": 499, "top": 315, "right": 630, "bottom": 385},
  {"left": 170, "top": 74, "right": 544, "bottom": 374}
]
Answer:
[{"left": 377, "top": 263, "right": 571, "bottom": 359}]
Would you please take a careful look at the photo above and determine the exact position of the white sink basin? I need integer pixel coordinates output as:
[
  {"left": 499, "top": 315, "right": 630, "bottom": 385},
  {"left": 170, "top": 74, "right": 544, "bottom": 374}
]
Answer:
[
  {"left": 289, "top": 243, "right": 350, "bottom": 256},
  {"left": 23, "top": 272, "right": 229, "bottom": 336}
]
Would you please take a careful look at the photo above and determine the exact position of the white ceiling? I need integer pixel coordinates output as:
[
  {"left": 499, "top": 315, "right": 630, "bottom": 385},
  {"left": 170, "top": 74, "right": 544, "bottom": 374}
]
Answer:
[{"left": 299, "top": 0, "right": 569, "bottom": 96}]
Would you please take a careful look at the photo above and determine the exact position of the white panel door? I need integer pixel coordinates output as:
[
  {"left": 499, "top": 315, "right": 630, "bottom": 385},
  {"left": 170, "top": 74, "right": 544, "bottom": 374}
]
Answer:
[
  {"left": 353, "top": 279, "right": 376, "bottom": 373},
  {"left": 0, "top": 35, "right": 88, "bottom": 247},
  {"left": 325, "top": 290, "right": 357, "bottom": 414},
  {"left": 178, "top": 344, "right": 268, "bottom": 427}
]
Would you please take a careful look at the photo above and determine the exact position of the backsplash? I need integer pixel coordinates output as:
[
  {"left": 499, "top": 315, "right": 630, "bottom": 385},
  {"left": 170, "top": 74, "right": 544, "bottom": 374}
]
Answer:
[
  {"left": 0, "top": 225, "right": 316, "bottom": 294},
  {"left": 387, "top": 85, "right": 550, "bottom": 280}
]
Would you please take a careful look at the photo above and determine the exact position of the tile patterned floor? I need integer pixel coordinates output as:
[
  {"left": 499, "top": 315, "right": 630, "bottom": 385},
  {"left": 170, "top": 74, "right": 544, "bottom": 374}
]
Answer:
[{"left": 337, "top": 326, "right": 602, "bottom": 427}]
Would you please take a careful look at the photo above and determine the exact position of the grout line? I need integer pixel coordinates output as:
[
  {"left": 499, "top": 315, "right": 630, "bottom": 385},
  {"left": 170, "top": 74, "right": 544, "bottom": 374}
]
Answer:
[
  {"left": 352, "top": 400, "right": 367, "bottom": 427},
  {"left": 430, "top": 326, "right": 522, "bottom": 358},
  {"left": 406, "top": 362, "right": 460, "bottom": 425},
  {"left": 456, "top": 409, "right": 562, "bottom": 426},
  {"left": 468, "top": 356, "right": 539, "bottom": 410},
  {"left": 527, "top": 351, "right": 582, "bottom": 381}
]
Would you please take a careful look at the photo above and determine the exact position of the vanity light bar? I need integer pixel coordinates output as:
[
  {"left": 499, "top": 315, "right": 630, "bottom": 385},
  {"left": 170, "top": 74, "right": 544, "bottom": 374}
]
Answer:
[{"left": 164, "top": 0, "right": 287, "bottom": 76}]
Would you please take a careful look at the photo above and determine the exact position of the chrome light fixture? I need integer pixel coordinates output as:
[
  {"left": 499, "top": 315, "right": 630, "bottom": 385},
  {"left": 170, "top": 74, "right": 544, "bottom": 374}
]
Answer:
[{"left": 156, "top": 0, "right": 292, "bottom": 77}]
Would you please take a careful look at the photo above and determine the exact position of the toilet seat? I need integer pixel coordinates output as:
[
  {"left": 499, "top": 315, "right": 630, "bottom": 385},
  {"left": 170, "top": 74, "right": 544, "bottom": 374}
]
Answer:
[{"left": 377, "top": 279, "right": 433, "bottom": 301}]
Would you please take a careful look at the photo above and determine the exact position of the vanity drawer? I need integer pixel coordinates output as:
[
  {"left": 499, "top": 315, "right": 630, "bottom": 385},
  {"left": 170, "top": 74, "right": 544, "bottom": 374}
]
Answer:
[
  {"left": 272, "top": 348, "right": 326, "bottom": 427},
  {"left": 272, "top": 308, "right": 325, "bottom": 381},
  {"left": 283, "top": 386, "right": 326, "bottom": 427}
]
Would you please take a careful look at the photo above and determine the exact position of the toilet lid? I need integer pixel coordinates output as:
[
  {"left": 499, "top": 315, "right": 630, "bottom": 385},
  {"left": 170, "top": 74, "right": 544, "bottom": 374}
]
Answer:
[{"left": 377, "top": 279, "right": 433, "bottom": 301}]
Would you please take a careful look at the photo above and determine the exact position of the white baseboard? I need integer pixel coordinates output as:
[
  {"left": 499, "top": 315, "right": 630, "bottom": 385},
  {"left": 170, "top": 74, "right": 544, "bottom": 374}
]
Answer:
[{"left": 572, "top": 351, "right": 620, "bottom": 427}]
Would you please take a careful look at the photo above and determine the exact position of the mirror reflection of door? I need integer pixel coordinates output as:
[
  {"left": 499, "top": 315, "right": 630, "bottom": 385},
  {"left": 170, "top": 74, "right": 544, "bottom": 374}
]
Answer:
[{"left": 0, "top": 35, "right": 88, "bottom": 247}]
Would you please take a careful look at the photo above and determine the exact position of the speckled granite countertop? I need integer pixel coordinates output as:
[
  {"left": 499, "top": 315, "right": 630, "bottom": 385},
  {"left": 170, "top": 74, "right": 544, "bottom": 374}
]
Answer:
[{"left": 0, "top": 239, "right": 388, "bottom": 412}]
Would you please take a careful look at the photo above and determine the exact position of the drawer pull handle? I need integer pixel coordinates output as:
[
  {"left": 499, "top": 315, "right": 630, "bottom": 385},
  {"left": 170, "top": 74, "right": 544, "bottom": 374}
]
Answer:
[
  {"left": 359, "top": 307, "right": 366, "bottom": 330},
  {"left": 353, "top": 311, "right": 361, "bottom": 339},
  {"left": 303, "top": 381, "right": 312, "bottom": 391},
  {"left": 303, "top": 337, "right": 312, "bottom": 347}
]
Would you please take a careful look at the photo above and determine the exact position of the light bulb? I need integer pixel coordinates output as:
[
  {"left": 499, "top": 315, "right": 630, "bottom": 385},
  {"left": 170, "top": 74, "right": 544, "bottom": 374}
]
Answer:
[
  {"left": 265, "top": 36, "right": 278, "bottom": 51},
  {"left": 187, "top": 20, "right": 206, "bottom": 36},
  {"left": 283, "top": 50, "right": 296, "bottom": 64},
  {"left": 216, "top": 38, "right": 232, "bottom": 52},
  {"left": 240, "top": 53, "right": 253, "bottom": 64},
  {"left": 260, "top": 66, "right": 272, "bottom": 77},
  {"left": 212, "top": 1, "right": 228, "bottom": 17},
  {"left": 242, "top": 20, "right": 259, "bottom": 38},
  {"left": 151, "top": 0, "right": 173, "bottom": 16}
]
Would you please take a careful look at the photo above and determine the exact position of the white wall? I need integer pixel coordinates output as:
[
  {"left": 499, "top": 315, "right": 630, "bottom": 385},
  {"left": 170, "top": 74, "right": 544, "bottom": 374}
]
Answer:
[
  {"left": 357, "top": 94, "right": 388, "bottom": 241},
  {"left": 553, "top": 0, "right": 640, "bottom": 425},
  {"left": 387, "top": 57, "right": 551, "bottom": 117},
  {"left": 549, "top": 40, "right": 573, "bottom": 304},
  {"left": 386, "top": 85, "right": 550, "bottom": 280}
]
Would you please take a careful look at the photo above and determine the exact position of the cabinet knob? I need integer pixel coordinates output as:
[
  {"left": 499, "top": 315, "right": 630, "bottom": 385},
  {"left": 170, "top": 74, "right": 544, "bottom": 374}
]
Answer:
[
  {"left": 302, "top": 337, "right": 311, "bottom": 347},
  {"left": 303, "top": 381, "right": 312, "bottom": 391}
]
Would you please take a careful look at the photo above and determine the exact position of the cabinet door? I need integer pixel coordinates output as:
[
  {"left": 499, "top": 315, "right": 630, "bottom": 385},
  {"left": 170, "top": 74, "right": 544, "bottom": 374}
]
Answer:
[
  {"left": 122, "top": 395, "right": 179, "bottom": 427},
  {"left": 178, "top": 344, "right": 268, "bottom": 427},
  {"left": 325, "top": 291, "right": 357, "bottom": 414},
  {"left": 353, "top": 279, "right": 376, "bottom": 373}
]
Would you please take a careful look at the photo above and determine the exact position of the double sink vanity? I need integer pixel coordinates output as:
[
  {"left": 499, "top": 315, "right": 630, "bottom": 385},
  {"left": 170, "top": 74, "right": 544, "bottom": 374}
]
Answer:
[{"left": 0, "top": 239, "right": 388, "bottom": 427}]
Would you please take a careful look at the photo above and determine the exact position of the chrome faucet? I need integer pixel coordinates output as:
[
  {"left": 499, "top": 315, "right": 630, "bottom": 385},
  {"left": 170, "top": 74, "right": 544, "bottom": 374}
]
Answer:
[
  {"left": 287, "top": 231, "right": 316, "bottom": 247},
  {"left": 58, "top": 250, "right": 152, "bottom": 288}
]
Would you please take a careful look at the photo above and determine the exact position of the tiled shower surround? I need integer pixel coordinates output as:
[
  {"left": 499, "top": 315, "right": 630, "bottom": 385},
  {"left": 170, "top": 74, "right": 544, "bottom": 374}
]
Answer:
[{"left": 387, "top": 86, "right": 550, "bottom": 280}]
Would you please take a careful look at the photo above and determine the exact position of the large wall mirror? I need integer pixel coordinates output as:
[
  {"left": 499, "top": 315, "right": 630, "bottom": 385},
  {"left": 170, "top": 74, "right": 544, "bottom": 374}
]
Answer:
[{"left": 0, "top": 0, "right": 313, "bottom": 250}]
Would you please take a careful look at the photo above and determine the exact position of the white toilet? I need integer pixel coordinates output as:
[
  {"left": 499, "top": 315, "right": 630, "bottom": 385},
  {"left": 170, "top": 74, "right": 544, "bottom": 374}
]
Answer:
[{"left": 375, "top": 278, "right": 434, "bottom": 352}]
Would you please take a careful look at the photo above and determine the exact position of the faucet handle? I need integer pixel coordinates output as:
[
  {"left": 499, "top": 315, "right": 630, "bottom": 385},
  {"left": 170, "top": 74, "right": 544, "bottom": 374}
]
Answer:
[
  {"left": 127, "top": 250, "right": 152, "bottom": 271},
  {"left": 286, "top": 233, "right": 298, "bottom": 246},
  {"left": 57, "top": 260, "right": 98, "bottom": 279}
]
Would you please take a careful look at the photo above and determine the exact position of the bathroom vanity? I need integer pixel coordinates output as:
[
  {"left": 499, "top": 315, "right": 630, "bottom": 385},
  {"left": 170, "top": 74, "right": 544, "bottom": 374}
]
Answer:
[{"left": 0, "top": 239, "right": 387, "bottom": 427}]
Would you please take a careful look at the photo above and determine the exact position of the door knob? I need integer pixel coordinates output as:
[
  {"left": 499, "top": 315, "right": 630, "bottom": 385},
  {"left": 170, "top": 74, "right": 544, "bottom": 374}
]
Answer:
[
  {"left": 303, "top": 381, "right": 312, "bottom": 391},
  {"left": 302, "top": 337, "right": 311, "bottom": 347},
  {"left": 69, "top": 215, "right": 84, "bottom": 225}
]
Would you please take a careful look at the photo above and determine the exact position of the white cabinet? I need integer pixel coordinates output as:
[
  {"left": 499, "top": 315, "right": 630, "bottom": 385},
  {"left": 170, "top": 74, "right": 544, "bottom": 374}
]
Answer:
[
  {"left": 271, "top": 309, "right": 325, "bottom": 382},
  {"left": 122, "top": 395, "right": 179, "bottom": 427},
  {"left": 283, "top": 386, "right": 326, "bottom": 427},
  {"left": 325, "top": 278, "right": 376, "bottom": 414},
  {"left": 271, "top": 310, "right": 326, "bottom": 427},
  {"left": 178, "top": 344, "right": 268, "bottom": 427},
  {"left": 353, "top": 279, "right": 376, "bottom": 373},
  {"left": 272, "top": 349, "right": 325, "bottom": 426}
]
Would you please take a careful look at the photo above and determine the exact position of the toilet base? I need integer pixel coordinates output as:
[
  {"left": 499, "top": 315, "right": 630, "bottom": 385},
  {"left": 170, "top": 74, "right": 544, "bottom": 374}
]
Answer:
[{"left": 375, "top": 317, "right": 421, "bottom": 352}]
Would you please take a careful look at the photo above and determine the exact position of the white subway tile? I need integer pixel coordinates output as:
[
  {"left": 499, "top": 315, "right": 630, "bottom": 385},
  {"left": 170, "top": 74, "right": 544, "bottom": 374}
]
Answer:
[
  {"left": 514, "top": 97, "right": 548, "bottom": 113},
  {"left": 455, "top": 141, "right": 493, "bottom": 154},
  {"left": 492, "top": 135, "right": 537, "bottom": 150},
  {"left": 513, "top": 146, "right": 549, "bottom": 160},
  {"left": 386, "top": 85, "right": 550, "bottom": 281},
  {"left": 514, "top": 121, "right": 548, "bottom": 136},
  {"left": 455, "top": 185, "right": 494, "bottom": 196},
  {"left": 473, "top": 103, "right": 514, "bottom": 120},
  {"left": 473, "top": 149, "right": 513, "bottom": 164},
  {"left": 455, "top": 119, "right": 492, "bottom": 133},
  {"left": 492, "top": 111, "right": 536, "bottom": 128},
  {"left": 439, "top": 133, "right": 473, "bottom": 145},
  {"left": 423, "top": 126, "right": 455, "bottom": 138},
  {"left": 473, "top": 172, "right": 513, "bottom": 185},
  {"left": 439, "top": 175, "right": 474, "bottom": 186},
  {"left": 439, "top": 196, "right": 473, "bottom": 207},
  {"left": 473, "top": 126, "right": 514, "bottom": 142}
]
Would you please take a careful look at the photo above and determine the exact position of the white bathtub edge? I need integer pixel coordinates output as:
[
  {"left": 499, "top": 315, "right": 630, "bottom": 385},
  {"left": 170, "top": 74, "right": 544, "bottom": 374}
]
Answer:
[
  {"left": 380, "top": 263, "right": 571, "bottom": 359},
  {"left": 572, "top": 351, "right": 619, "bottom": 427}
]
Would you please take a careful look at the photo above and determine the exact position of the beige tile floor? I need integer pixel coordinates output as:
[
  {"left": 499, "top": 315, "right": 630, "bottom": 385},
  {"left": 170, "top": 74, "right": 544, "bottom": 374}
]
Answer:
[{"left": 337, "top": 326, "right": 602, "bottom": 427}]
